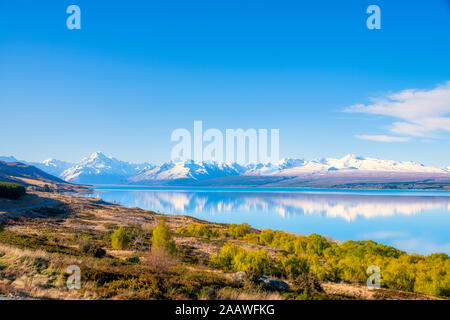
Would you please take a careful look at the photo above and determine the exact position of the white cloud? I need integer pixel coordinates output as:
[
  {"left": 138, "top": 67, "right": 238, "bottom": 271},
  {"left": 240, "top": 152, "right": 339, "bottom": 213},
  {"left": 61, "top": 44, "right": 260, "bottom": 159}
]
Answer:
[
  {"left": 345, "top": 81, "right": 450, "bottom": 139},
  {"left": 355, "top": 134, "right": 410, "bottom": 142}
]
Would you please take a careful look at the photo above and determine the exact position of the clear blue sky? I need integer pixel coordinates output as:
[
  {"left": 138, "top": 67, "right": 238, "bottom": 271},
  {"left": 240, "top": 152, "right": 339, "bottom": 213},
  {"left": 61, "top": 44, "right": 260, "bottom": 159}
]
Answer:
[{"left": 1, "top": 0, "right": 449, "bottom": 165}]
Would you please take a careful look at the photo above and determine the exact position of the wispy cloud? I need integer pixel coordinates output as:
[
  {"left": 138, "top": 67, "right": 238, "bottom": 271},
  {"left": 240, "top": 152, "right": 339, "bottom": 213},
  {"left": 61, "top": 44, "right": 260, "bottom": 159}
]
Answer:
[
  {"left": 345, "top": 81, "right": 450, "bottom": 140},
  {"left": 355, "top": 135, "right": 410, "bottom": 142}
]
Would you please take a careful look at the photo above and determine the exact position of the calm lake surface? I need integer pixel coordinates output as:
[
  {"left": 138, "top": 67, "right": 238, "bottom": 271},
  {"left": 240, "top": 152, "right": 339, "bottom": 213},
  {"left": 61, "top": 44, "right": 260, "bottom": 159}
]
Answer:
[{"left": 85, "top": 186, "right": 450, "bottom": 255}]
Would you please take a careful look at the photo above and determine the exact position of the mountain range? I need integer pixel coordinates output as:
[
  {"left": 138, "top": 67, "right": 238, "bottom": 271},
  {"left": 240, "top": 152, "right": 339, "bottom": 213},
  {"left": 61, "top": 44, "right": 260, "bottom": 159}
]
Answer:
[{"left": 1, "top": 152, "right": 450, "bottom": 187}]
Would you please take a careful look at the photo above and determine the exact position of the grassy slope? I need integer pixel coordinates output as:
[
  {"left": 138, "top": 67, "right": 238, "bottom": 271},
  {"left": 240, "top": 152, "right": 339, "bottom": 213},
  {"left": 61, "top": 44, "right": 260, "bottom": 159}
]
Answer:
[{"left": 0, "top": 192, "right": 445, "bottom": 300}]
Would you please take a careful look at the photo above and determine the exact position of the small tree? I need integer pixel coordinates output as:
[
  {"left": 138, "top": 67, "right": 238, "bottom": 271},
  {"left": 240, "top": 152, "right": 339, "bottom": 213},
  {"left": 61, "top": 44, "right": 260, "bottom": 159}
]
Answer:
[
  {"left": 228, "top": 223, "right": 251, "bottom": 239},
  {"left": 111, "top": 226, "right": 131, "bottom": 250},
  {"left": 152, "top": 218, "right": 176, "bottom": 255}
]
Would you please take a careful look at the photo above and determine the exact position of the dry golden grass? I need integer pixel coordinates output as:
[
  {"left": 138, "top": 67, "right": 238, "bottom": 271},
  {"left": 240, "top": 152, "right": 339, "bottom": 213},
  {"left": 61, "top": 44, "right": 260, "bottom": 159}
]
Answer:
[
  {"left": 0, "top": 244, "right": 82, "bottom": 299},
  {"left": 146, "top": 246, "right": 179, "bottom": 270},
  {"left": 141, "top": 222, "right": 154, "bottom": 233}
]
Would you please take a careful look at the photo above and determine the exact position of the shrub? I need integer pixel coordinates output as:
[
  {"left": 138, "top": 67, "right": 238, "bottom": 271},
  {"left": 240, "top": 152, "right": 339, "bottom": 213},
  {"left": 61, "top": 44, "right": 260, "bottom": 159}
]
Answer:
[
  {"left": 127, "top": 253, "right": 140, "bottom": 264},
  {"left": 111, "top": 226, "right": 131, "bottom": 250},
  {"left": 177, "top": 223, "right": 221, "bottom": 239},
  {"left": 228, "top": 223, "right": 251, "bottom": 239},
  {"left": 305, "top": 234, "right": 331, "bottom": 256},
  {"left": 210, "top": 242, "right": 241, "bottom": 271},
  {"left": 234, "top": 248, "right": 271, "bottom": 276},
  {"left": 413, "top": 257, "right": 450, "bottom": 297},
  {"left": 152, "top": 218, "right": 177, "bottom": 255},
  {"left": 0, "top": 182, "right": 26, "bottom": 200},
  {"left": 211, "top": 242, "right": 271, "bottom": 276},
  {"left": 217, "top": 222, "right": 450, "bottom": 298},
  {"left": 79, "top": 239, "right": 106, "bottom": 258},
  {"left": 294, "top": 273, "right": 323, "bottom": 293},
  {"left": 276, "top": 254, "right": 310, "bottom": 279},
  {"left": 27, "top": 184, "right": 52, "bottom": 192}
]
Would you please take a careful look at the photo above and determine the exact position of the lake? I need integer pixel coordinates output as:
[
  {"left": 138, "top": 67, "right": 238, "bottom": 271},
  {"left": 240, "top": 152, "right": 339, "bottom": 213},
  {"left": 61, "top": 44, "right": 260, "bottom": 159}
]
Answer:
[{"left": 84, "top": 186, "right": 450, "bottom": 255}]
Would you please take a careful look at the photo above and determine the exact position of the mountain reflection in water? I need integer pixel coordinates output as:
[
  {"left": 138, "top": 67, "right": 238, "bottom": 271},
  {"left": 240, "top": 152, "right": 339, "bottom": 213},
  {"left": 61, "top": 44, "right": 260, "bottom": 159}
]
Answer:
[{"left": 86, "top": 188, "right": 450, "bottom": 255}]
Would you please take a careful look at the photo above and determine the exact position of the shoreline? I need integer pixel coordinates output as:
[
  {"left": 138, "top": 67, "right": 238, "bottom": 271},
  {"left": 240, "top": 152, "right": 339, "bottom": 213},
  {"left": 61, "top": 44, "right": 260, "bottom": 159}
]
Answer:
[{"left": 83, "top": 184, "right": 450, "bottom": 193}]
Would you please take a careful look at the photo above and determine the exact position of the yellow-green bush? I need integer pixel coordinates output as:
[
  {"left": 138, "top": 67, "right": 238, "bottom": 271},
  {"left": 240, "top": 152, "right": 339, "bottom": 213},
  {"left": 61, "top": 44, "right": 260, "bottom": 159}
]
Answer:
[
  {"left": 111, "top": 226, "right": 131, "bottom": 250},
  {"left": 227, "top": 225, "right": 450, "bottom": 297},
  {"left": 228, "top": 223, "right": 251, "bottom": 239},
  {"left": 152, "top": 218, "right": 177, "bottom": 255},
  {"left": 177, "top": 223, "right": 221, "bottom": 239},
  {"left": 210, "top": 242, "right": 270, "bottom": 275},
  {"left": 275, "top": 254, "right": 310, "bottom": 279}
]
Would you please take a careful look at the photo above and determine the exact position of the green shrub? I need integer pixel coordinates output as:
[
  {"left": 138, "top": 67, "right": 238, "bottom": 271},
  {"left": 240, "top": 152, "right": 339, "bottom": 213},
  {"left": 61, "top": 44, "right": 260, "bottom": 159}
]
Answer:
[
  {"left": 177, "top": 223, "right": 221, "bottom": 239},
  {"left": 0, "top": 182, "right": 26, "bottom": 200},
  {"left": 79, "top": 239, "right": 106, "bottom": 258},
  {"left": 111, "top": 226, "right": 131, "bottom": 250},
  {"left": 210, "top": 242, "right": 241, "bottom": 271},
  {"left": 152, "top": 218, "right": 177, "bottom": 255},
  {"left": 276, "top": 254, "right": 310, "bottom": 279},
  {"left": 127, "top": 253, "right": 140, "bottom": 264},
  {"left": 210, "top": 242, "right": 271, "bottom": 276},
  {"left": 230, "top": 224, "right": 450, "bottom": 297},
  {"left": 27, "top": 184, "right": 51, "bottom": 193},
  {"left": 228, "top": 223, "right": 251, "bottom": 239}
]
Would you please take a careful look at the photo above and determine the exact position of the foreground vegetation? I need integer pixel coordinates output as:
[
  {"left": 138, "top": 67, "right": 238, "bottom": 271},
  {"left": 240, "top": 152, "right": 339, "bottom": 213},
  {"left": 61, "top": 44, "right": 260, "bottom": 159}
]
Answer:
[
  {"left": 0, "top": 182, "right": 26, "bottom": 200},
  {"left": 211, "top": 224, "right": 449, "bottom": 297},
  {"left": 176, "top": 221, "right": 449, "bottom": 297},
  {"left": 0, "top": 192, "right": 447, "bottom": 300}
]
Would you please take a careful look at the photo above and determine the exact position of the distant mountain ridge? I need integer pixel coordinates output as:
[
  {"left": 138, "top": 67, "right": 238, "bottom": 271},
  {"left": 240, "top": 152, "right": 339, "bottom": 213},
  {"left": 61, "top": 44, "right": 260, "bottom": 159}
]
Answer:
[
  {"left": 0, "top": 160, "right": 66, "bottom": 185},
  {"left": 1, "top": 152, "right": 450, "bottom": 186},
  {"left": 60, "top": 152, "right": 149, "bottom": 184}
]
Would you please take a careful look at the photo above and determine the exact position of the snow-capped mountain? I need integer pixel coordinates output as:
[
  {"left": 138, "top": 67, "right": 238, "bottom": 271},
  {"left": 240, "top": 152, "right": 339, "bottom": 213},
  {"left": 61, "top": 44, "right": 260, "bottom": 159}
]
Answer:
[
  {"left": 1, "top": 152, "right": 449, "bottom": 186},
  {"left": 268, "top": 154, "right": 446, "bottom": 176},
  {"left": 128, "top": 160, "right": 244, "bottom": 183},
  {"left": 31, "top": 158, "right": 74, "bottom": 177},
  {"left": 60, "top": 152, "right": 149, "bottom": 184},
  {"left": 127, "top": 154, "right": 450, "bottom": 186}
]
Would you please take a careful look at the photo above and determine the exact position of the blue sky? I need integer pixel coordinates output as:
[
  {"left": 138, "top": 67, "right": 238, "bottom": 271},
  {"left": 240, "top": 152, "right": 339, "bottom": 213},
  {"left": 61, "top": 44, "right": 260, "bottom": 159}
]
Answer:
[{"left": 1, "top": 0, "right": 449, "bottom": 165}]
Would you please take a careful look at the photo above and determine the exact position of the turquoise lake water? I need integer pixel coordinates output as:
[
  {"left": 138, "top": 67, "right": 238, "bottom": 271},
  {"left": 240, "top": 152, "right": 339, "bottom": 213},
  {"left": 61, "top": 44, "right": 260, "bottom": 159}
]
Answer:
[{"left": 84, "top": 186, "right": 450, "bottom": 255}]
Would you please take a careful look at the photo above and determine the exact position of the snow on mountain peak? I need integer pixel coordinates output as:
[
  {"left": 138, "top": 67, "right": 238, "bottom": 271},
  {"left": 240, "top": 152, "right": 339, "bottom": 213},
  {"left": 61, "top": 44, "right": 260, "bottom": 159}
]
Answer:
[
  {"left": 278, "top": 157, "right": 306, "bottom": 168},
  {"left": 3, "top": 152, "right": 449, "bottom": 185},
  {"left": 60, "top": 152, "right": 151, "bottom": 184},
  {"left": 82, "top": 151, "right": 113, "bottom": 164}
]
